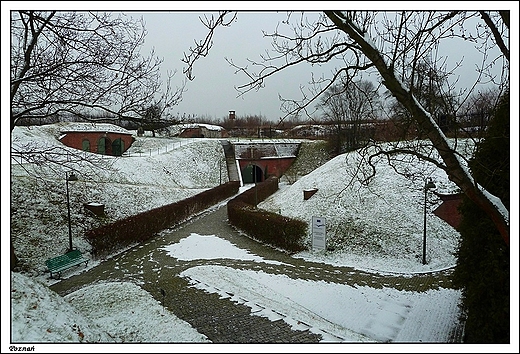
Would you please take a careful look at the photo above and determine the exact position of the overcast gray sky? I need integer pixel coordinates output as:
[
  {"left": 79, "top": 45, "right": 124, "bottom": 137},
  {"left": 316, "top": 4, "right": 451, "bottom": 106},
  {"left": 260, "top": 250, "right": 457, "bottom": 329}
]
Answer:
[
  {"left": 136, "top": 11, "right": 322, "bottom": 122},
  {"left": 3, "top": 2, "right": 516, "bottom": 124},
  {"left": 130, "top": 6, "right": 511, "bottom": 122}
]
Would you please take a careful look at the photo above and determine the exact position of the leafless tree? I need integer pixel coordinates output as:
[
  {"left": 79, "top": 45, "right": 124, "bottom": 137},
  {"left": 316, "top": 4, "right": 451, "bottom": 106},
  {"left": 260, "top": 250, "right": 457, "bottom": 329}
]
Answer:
[
  {"left": 10, "top": 10, "right": 189, "bottom": 184},
  {"left": 182, "top": 10, "right": 510, "bottom": 245},
  {"left": 384, "top": 59, "right": 460, "bottom": 139},
  {"left": 316, "top": 77, "right": 381, "bottom": 153},
  {"left": 457, "top": 87, "right": 502, "bottom": 138},
  {"left": 9, "top": 11, "right": 189, "bottom": 268},
  {"left": 10, "top": 11, "right": 185, "bottom": 131}
]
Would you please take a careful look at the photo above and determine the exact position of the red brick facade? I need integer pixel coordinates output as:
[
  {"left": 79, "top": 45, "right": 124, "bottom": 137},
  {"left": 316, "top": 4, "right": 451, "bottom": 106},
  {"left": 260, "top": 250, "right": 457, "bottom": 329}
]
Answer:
[
  {"left": 179, "top": 127, "right": 203, "bottom": 138},
  {"left": 433, "top": 193, "right": 463, "bottom": 230},
  {"left": 59, "top": 131, "right": 134, "bottom": 156},
  {"left": 238, "top": 157, "right": 296, "bottom": 182},
  {"left": 178, "top": 125, "right": 228, "bottom": 138}
]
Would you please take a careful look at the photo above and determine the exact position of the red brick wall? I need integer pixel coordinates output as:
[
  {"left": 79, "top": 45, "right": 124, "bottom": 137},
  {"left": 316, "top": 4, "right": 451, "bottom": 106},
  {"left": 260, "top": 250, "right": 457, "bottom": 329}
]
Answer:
[
  {"left": 179, "top": 127, "right": 228, "bottom": 138},
  {"left": 433, "top": 193, "right": 463, "bottom": 230},
  {"left": 179, "top": 128, "right": 202, "bottom": 138},
  {"left": 238, "top": 157, "right": 296, "bottom": 181},
  {"left": 60, "top": 131, "right": 133, "bottom": 155}
]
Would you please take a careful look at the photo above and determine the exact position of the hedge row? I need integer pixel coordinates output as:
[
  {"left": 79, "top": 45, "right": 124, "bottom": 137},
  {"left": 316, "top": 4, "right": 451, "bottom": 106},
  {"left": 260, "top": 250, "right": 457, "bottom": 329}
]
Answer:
[
  {"left": 86, "top": 181, "right": 240, "bottom": 259},
  {"left": 227, "top": 176, "right": 307, "bottom": 253}
]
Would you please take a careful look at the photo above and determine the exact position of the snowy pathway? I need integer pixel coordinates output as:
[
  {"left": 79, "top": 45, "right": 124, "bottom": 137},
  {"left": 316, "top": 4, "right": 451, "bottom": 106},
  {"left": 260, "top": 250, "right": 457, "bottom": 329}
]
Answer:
[{"left": 50, "top": 204, "right": 463, "bottom": 343}]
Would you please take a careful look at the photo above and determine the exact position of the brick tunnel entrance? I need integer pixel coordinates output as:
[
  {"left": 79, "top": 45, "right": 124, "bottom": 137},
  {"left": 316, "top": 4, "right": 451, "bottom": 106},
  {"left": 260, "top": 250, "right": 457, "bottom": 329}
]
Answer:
[{"left": 233, "top": 142, "right": 300, "bottom": 183}]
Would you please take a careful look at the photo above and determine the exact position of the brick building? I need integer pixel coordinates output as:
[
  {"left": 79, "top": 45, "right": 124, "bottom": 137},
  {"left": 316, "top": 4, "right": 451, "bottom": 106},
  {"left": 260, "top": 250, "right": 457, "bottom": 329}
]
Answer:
[
  {"left": 178, "top": 123, "right": 228, "bottom": 138},
  {"left": 58, "top": 123, "right": 134, "bottom": 156},
  {"left": 234, "top": 142, "right": 300, "bottom": 183}
]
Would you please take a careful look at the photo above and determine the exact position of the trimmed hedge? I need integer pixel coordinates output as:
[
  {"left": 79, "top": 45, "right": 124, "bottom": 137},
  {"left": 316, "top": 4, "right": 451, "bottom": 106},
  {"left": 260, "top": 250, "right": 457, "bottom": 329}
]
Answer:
[
  {"left": 227, "top": 176, "right": 307, "bottom": 253},
  {"left": 86, "top": 181, "right": 240, "bottom": 259},
  {"left": 232, "top": 175, "right": 279, "bottom": 205}
]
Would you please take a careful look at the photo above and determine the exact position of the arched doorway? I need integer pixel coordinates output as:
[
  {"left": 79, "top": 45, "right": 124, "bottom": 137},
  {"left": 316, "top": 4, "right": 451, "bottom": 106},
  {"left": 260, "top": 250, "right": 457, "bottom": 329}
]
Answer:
[
  {"left": 112, "top": 138, "right": 124, "bottom": 156},
  {"left": 242, "top": 164, "right": 263, "bottom": 184},
  {"left": 97, "top": 137, "right": 111, "bottom": 155},
  {"left": 82, "top": 139, "right": 91, "bottom": 152}
]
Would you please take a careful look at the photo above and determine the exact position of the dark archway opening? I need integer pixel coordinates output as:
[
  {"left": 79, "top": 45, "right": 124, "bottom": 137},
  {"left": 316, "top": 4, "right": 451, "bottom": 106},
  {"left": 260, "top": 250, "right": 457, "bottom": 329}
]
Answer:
[
  {"left": 112, "top": 138, "right": 124, "bottom": 156},
  {"left": 242, "top": 164, "right": 264, "bottom": 184},
  {"left": 97, "top": 137, "right": 112, "bottom": 155}
]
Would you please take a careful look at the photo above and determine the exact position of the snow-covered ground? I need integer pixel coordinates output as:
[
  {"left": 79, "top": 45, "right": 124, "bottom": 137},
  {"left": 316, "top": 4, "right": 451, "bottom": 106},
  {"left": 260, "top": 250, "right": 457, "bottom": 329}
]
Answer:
[
  {"left": 168, "top": 233, "right": 462, "bottom": 343},
  {"left": 259, "top": 145, "right": 462, "bottom": 273},
  {"left": 4, "top": 123, "right": 518, "bottom": 352}
]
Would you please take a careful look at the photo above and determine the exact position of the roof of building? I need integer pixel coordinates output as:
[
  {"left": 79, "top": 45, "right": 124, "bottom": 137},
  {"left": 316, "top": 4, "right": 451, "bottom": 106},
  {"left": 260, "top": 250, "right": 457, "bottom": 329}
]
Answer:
[
  {"left": 180, "top": 123, "right": 225, "bottom": 131},
  {"left": 58, "top": 122, "right": 132, "bottom": 135}
]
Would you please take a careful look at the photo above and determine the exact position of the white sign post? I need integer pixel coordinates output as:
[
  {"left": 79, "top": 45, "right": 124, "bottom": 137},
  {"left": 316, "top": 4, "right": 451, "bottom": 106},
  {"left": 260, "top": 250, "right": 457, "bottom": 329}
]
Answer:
[{"left": 312, "top": 216, "right": 326, "bottom": 250}]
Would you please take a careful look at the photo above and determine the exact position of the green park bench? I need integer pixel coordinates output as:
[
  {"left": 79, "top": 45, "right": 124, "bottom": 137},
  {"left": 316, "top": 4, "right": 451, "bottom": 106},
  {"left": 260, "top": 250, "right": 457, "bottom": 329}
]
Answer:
[{"left": 45, "top": 250, "right": 89, "bottom": 279}]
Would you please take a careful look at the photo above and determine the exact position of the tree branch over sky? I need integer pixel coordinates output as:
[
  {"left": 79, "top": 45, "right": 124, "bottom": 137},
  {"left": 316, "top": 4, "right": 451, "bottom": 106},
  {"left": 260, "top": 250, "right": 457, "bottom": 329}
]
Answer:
[
  {"left": 181, "top": 11, "right": 237, "bottom": 81},
  {"left": 324, "top": 10, "right": 509, "bottom": 246},
  {"left": 183, "top": 10, "right": 510, "bottom": 245},
  {"left": 10, "top": 11, "right": 185, "bottom": 130}
]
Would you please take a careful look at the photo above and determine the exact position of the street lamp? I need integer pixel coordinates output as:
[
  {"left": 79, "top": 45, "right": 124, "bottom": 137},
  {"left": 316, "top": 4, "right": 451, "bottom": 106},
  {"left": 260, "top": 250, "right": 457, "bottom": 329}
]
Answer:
[
  {"left": 422, "top": 178, "right": 436, "bottom": 265},
  {"left": 66, "top": 172, "right": 78, "bottom": 253},
  {"left": 249, "top": 147, "right": 258, "bottom": 207}
]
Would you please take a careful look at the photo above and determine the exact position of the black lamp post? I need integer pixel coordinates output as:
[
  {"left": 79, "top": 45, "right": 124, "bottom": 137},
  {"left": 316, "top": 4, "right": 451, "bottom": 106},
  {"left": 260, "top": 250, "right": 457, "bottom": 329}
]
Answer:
[
  {"left": 249, "top": 147, "right": 258, "bottom": 207},
  {"left": 422, "top": 178, "right": 436, "bottom": 265},
  {"left": 66, "top": 172, "right": 78, "bottom": 253}
]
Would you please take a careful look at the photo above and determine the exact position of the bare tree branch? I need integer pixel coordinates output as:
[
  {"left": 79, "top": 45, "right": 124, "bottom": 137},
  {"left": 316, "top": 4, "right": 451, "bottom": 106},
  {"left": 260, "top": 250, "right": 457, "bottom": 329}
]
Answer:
[
  {"left": 181, "top": 10, "right": 510, "bottom": 244},
  {"left": 11, "top": 11, "right": 184, "bottom": 130},
  {"left": 181, "top": 11, "right": 237, "bottom": 81},
  {"left": 479, "top": 11, "right": 510, "bottom": 61},
  {"left": 325, "top": 10, "right": 509, "bottom": 245}
]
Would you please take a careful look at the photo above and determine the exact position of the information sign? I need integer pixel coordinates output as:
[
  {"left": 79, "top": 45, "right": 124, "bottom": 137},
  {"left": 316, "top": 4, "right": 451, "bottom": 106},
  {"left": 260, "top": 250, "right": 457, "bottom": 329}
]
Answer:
[{"left": 312, "top": 216, "right": 326, "bottom": 250}]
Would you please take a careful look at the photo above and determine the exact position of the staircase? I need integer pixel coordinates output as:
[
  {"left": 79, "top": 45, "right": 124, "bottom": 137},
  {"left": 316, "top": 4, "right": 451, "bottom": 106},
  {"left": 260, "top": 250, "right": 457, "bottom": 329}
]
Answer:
[{"left": 220, "top": 140, "right": 240, "bottom": 182}]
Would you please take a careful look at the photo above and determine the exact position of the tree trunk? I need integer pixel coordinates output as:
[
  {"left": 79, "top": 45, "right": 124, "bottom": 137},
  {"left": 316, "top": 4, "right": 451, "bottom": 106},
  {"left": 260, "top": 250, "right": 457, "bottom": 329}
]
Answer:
[{"left": 325, "top": 11, "right": 509, "bottom": 246}]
